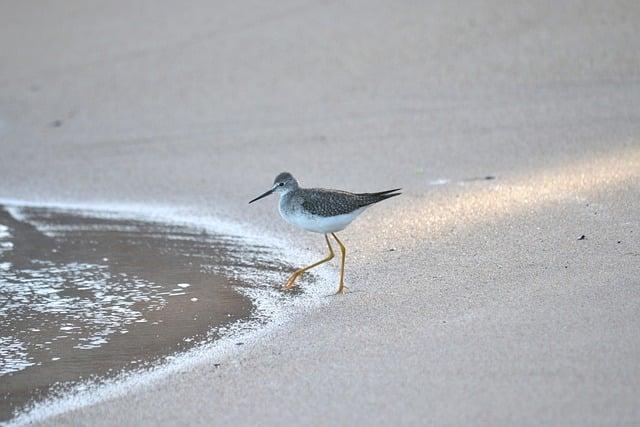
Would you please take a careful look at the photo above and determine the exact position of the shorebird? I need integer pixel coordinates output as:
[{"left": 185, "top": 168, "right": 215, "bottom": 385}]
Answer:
[{"left": 249, "top": 172, "right": 400, "bottom": 294}]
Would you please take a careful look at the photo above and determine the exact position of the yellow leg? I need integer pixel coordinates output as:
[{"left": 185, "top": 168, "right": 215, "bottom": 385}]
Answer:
[
  {"left": 331, "top": 233, "right": 347, "bottom": 294},
  {"left": 283, "top": 234, "right": 334, "bottom": 290}
]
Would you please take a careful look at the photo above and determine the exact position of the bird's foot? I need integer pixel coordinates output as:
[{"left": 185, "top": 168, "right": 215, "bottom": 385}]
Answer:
[
  {"left": 335, "top": 284, "right": 349, "bottom": 295},
  {"left": 282, "top": 273, "right": 300, "bottom": 290}
]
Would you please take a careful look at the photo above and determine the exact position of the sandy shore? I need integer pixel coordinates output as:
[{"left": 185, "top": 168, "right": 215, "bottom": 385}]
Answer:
[{"left": 1, "top": 0, "right": 639, "bottom": 425}]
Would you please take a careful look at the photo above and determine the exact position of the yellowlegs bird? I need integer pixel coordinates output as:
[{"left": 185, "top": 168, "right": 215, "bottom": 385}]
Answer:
[{"left": 249, "top": 172, "right": 400, "bottom": 294}]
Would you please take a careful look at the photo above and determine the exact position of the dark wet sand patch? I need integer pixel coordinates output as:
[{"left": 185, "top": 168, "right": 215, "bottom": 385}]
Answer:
[{"left": 0, "top": 204, "right": 287, "bottom": 421}]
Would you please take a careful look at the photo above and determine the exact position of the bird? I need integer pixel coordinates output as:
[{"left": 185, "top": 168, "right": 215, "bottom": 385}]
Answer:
[{"left": 249, "top": 172, "right": 400, "bottom": 294}]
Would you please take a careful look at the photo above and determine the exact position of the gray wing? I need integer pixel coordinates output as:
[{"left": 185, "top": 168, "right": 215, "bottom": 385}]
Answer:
[{"left": 300, "top": 188, "right": 401, "bottom": 217}]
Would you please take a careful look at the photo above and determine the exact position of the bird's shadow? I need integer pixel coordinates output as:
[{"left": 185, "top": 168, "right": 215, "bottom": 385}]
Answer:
[
  {"left": 279, "top": 287, "right": 305, "bottom": 296},
  {"left": 276, "top": 280, "right": 365, "bottom": 298},
  {"left": 322, "top": 288, "right": 365, "bottom": 298}
]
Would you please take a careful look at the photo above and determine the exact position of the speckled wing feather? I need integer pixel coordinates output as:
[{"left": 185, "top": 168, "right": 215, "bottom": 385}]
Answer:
[{"left": 300, "top": 188, "right": 401, "bottom": 217}]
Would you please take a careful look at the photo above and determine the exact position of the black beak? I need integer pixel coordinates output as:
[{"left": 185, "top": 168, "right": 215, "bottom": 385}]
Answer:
[{"left": 249, "top": 187, "right": 275, "bottom": 204}]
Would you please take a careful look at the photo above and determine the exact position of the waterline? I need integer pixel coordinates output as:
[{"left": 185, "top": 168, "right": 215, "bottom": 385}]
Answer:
[{"left": 0, "top": 199, "right": 334, "bottom": 425}]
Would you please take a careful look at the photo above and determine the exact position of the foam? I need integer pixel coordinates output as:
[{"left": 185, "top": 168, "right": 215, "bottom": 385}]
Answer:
[{"left": 3, "top": 198, "right": 334, "bottom": 426}]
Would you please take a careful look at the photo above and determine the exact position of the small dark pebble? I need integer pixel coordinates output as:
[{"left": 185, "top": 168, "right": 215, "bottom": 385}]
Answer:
[
  {"left": 388, "top": 248, "right": 396, "bottom": 252},
  {"left": 564, "top": 265, "right": 568, "bottom": 268},
  {"left": 213, "top": 363, "right": 221, "bottom": 367},
  {"left": 235, "top": 342, "right": 244, "bottom": 346},
  {"left": 51, "top": 119, "right": 63, "bottom": 127},
  {"left": 464, "top": 175, "right": 496, "bottom": 182},
  {"left": 577, "top": 235, "right": 586, "bottom": 240},
  {"left": 617, "top": 240, "right": 621, "bottom": 244}
]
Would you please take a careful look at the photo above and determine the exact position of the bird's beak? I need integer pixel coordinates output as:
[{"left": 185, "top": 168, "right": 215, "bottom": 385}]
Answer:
[{"left": 249, "top": 187, "right": 275, "bottom": 204}]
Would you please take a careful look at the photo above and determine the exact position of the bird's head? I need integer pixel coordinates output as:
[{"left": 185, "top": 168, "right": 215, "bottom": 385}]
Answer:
[{"left": 249, "top": 172, "right": 299, "bottom": 204}]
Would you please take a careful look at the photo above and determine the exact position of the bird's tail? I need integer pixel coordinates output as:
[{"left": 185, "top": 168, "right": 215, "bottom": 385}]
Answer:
[{"left": 357, "top": 188, "right": 402, "bottom": 206}]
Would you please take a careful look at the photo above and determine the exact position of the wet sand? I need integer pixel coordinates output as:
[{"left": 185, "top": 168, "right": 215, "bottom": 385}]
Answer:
[
  {"left": 0, "top": 0, "right": 639, "bottom": 425},
  {"left": 0, "top": 203, "right": 287, "bottom": 421}
]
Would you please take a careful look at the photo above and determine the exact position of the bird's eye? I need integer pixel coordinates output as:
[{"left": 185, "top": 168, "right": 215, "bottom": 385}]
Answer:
[{"left": 279, "top": 182, "right": 284, "bottom": 186}]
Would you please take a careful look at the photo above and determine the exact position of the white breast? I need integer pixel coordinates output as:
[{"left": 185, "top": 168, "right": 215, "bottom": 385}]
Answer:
[{"left": 279, "top": 206, "right": 366, "bottom": 234}]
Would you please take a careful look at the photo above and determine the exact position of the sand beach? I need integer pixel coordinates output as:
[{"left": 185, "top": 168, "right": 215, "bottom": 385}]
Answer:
[{"left": 0, "top": 0, "right": 639, "bottom": 425}]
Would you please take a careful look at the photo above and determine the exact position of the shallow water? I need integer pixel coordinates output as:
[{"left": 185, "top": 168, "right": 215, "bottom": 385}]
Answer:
[{"left": 0, "top": 204, "right": 288, "bottom": 421}]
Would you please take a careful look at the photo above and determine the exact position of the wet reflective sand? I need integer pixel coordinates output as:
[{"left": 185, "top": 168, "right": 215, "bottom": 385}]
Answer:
[{"left": 0, "top": 204, "right": 286, "bottom": 421}]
